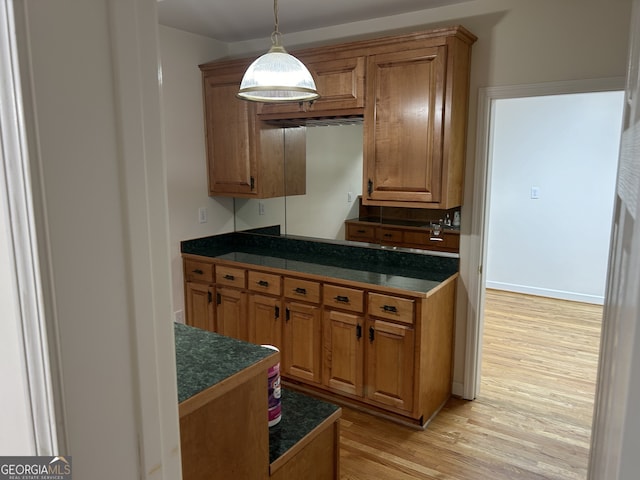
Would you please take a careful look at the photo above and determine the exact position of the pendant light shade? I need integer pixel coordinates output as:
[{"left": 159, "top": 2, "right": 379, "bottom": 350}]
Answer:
[{"left": 238, "top": 1, "right": 319, "bottom": 103}]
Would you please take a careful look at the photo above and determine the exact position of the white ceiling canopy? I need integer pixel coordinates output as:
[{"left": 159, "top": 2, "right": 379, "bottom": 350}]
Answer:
[{"left": 157, "top": 0, "right": 472, "bottom": 43}]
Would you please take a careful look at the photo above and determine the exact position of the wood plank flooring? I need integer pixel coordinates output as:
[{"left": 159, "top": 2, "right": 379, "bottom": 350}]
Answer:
[{"left": 339, "top": 289, "right": 603, "bottom": 479}]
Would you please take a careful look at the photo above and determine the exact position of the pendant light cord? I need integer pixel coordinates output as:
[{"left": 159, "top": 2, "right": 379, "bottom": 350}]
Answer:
[
  {"left": 271, "top": 0, "right": 282, "bottom": 47},
  {"left": 273, "top": 0, "right": 279, "bottom": 34}
]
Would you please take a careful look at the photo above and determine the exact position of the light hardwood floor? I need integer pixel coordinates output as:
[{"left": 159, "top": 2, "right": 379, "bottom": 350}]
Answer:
[{"left": 339, "top": 289, "right": 603, "bottom": 480}]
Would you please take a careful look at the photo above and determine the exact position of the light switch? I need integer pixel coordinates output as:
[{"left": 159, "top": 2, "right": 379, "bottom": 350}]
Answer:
[{"left": 198, "top": 207, "right": 208, "bottom": 223}]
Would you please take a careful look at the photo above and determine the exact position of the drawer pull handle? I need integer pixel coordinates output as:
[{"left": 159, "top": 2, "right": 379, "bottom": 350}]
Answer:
[
  {"left": 357, "top": 229, "right": 366, "bottom": 233},
  {"left": 257, "top": 280, "right": 269, "bottom": 287},
  {"left": 429, "top": 237, "right": 444, "bottom": 242},
  {"left": 335, "top": 295, "right": 349, "bottom": 303},
  {"left": 356, "top": 324, "right": 362, "bottom": 339},
  {"left": 294, "top": 287, "right": 307, "bottom": 295},
  {"left": 382, "top": 305, "right": 398, "bottom": 313},
  {"left": 384, "top": 233, "right": 393, "bottom": 238},
  {"left": 192, "top": 269, "right": 204, "bottom": 275},
  {"left": 369, "top": 326, "right": 375, "bottom": 342},
  {"left": 224, "top": 274, "right": 235, "bottom": 281}
]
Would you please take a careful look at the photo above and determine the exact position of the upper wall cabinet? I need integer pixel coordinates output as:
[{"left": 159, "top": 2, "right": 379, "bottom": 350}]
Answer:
[
  {"left": 200, "top": 60, "right": 306, "bottom": 198},
  {"left": 257, "top": 55, "right": 366, "bottom": 119},
  {"left": 199, "top": 26, "right": 475, "bottom": 206},
  {"left": 363, "top": 28, "right": 476, "bottom": 209}
]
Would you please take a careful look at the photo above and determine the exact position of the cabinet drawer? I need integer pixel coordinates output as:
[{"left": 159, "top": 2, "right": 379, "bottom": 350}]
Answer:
[
  {"left": 346, "top": 223, "right": 377, "bottom": 243},
  {"left": 284, "top": 277, "right": 321, "bottom": 304},
  {"left": 404, "top": 230, "right": 460, "bottom": 251},
  {"left": 216, "top": 266, "right": 246, "bottom": 288},
  {"left": 324, "top": 284, "right": 364, "bottom": 313},
  {"left": 368, "top": 293, "right": 415, "bottom": 325},
  {"left": 184, "top": 259, "right": 214, "bottom": 283},
  {"left": 379, "top": 228, "right": 403, "bottom": 244},
  {"left": 248, "top": 270, "right": 281, "bottom": 296}
]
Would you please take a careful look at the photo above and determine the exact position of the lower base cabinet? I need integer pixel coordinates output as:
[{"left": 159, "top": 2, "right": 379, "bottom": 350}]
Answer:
[
  {"left": 183, "top": 254, "right": 457, "bottom": 426},
  {"left": 365, "top": 318, "right": 415, "bottom": 412},
  {"left": 215, "top": 286, "right": 247, "bottom": 340},
  {"left": 249, "top": 293, "right": 283, "bottom": 350},
  {"left": 185, "top": 281, "right": 214, "bottom": 332},
  {"left": 322, "top": 309, "right": 364, "bottom": 397},
  {"left": 283, "top": 301, "right": 322, "bottom": 384}
]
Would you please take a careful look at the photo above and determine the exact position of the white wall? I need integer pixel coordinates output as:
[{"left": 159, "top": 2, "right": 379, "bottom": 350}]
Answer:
[
  {"left": 487, "top": 91, "right": 624, "bottom": 304},
  {"left": 160, "top": 0, "right": 633, "bottom": 391},
  {"left": 17, "top": 0, "right": 180, "bottom": 477},
  {"left": 159, "top": 26, "right": 234, "bottom": 317}
]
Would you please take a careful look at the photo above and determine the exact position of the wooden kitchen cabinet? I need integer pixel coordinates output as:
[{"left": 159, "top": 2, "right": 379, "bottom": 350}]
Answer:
[
  {"left": 182, "top": 252, "right": 458, "bottom": 427},
  {"left": 365, "top": 318, "right": 415, "bottom": 412},
  {"left": 362, "top": 29, "right": 475, "bottom": 209},
  {"left": 199, "top": 61, "right": 306, "bottom": 198},
  {"left": 345, "top": 218, "right": 460, "bottom": 253},
  {"left": 258, "top": 55, "right": 366, "bottom": 119},
  {"left": 283, "top": 299, "right": 323, "bottom": 385},
  {"left": 183, "top": 259, "right": 215, "bottom": 332},
  {"left": 185, "top": 282, "right": 214, "bottom": 332},
  {"left": 248, "top": 294, "right": 283, "bottom": 350},
  {"left": 322, "top": 309, "right": 364, "bottom": 397},
  {"left": 200, "top": 26, "right": 474, "bottom": 208},
  {"left": 215, "top": 286, "right": 248, "bottom": 341},
  {"left": 247, "top": 270, "right": 283, "bottom": 349}
]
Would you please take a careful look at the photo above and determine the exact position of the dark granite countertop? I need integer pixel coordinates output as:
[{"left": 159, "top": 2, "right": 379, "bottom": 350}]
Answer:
[
  {"left": 174, "top": 322, "right": 340, "bottom": 468},
  {"left": 175, "top": 322, "right": 275, "bottom": 403},
  {"left": 269, "top": 388, "right": 340, "bottom": 465},
  {"left": 182, "top": 232, "right": 459, "bottom": 295}
]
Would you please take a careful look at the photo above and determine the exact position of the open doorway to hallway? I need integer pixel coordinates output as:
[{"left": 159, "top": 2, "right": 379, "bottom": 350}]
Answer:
[{"left": 477, "top": 89, "right": 624, "bottom": 476}]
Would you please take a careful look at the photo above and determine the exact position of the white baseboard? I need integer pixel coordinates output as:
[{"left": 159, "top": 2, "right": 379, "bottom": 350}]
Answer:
[{"left": 485, "top": 281, "right": 604, "bottom": 305}]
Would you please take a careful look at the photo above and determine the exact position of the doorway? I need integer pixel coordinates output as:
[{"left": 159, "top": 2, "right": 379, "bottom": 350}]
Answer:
[{"left": 464, "top": 78, "right": 626, "bottom": 401}]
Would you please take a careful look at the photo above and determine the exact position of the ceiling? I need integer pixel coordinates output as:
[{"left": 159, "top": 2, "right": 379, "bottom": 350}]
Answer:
[{"left": 156, "top": 0, "right": 471, "bottom": 43}]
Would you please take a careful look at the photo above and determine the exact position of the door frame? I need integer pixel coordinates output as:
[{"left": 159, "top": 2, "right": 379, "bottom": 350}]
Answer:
[{"left": 462, "top": 77, "right": 625, "bottom": 400}]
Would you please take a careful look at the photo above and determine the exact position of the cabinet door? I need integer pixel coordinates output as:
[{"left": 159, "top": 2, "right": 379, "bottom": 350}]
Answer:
[
  {"left": 203, "top": 70, "right": 258, "bottom": 196},
  {"left": 185, "top": 282, "right": 214, "bottom": 332},
  {"left": 283, "top": 301, "right": 322, "bottom": 384},
  {"left": 323, "top": 310, "right": 364, "bottom": 396},
  {"left": 363, "top": 46, "right": 446, "bottom": 206},
  {"left": 366, "top": 319, "right": 415, "bottom": 412},
  {"left": 258, "top": 56, "right": 366, "bottom": 117},
  {"left": 248, "top": 294, "right": 283, "bottom": 350},
  {"left": 215, "top": 286, "right": 248, "bottom": 341}
]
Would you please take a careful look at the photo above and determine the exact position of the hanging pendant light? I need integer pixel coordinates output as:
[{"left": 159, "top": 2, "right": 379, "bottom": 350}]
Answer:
[{"left": 238, "top": 0, "right": 320, "bottom": 103}]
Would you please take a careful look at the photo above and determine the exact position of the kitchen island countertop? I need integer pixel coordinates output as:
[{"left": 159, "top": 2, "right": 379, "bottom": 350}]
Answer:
[{"left": 175, "top": 322, "right": 341, "bottom": 469}]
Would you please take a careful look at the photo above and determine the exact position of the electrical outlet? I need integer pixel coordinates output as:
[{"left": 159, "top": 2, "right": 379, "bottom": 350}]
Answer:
[
  {"left": 174, "top": 310, "right": 184, "bottom": 323},
  {"left": 198, "top": 207, "right": 207, "bottom": 223},
  {"left": 530, "top": 186, "right": 541, "bottom": 199},
  {"left": 258, "top": 202, "right": 265, "bottom": 215},
  {"left": 348, "top": 191, "right": 354, "bottom": 203}
]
